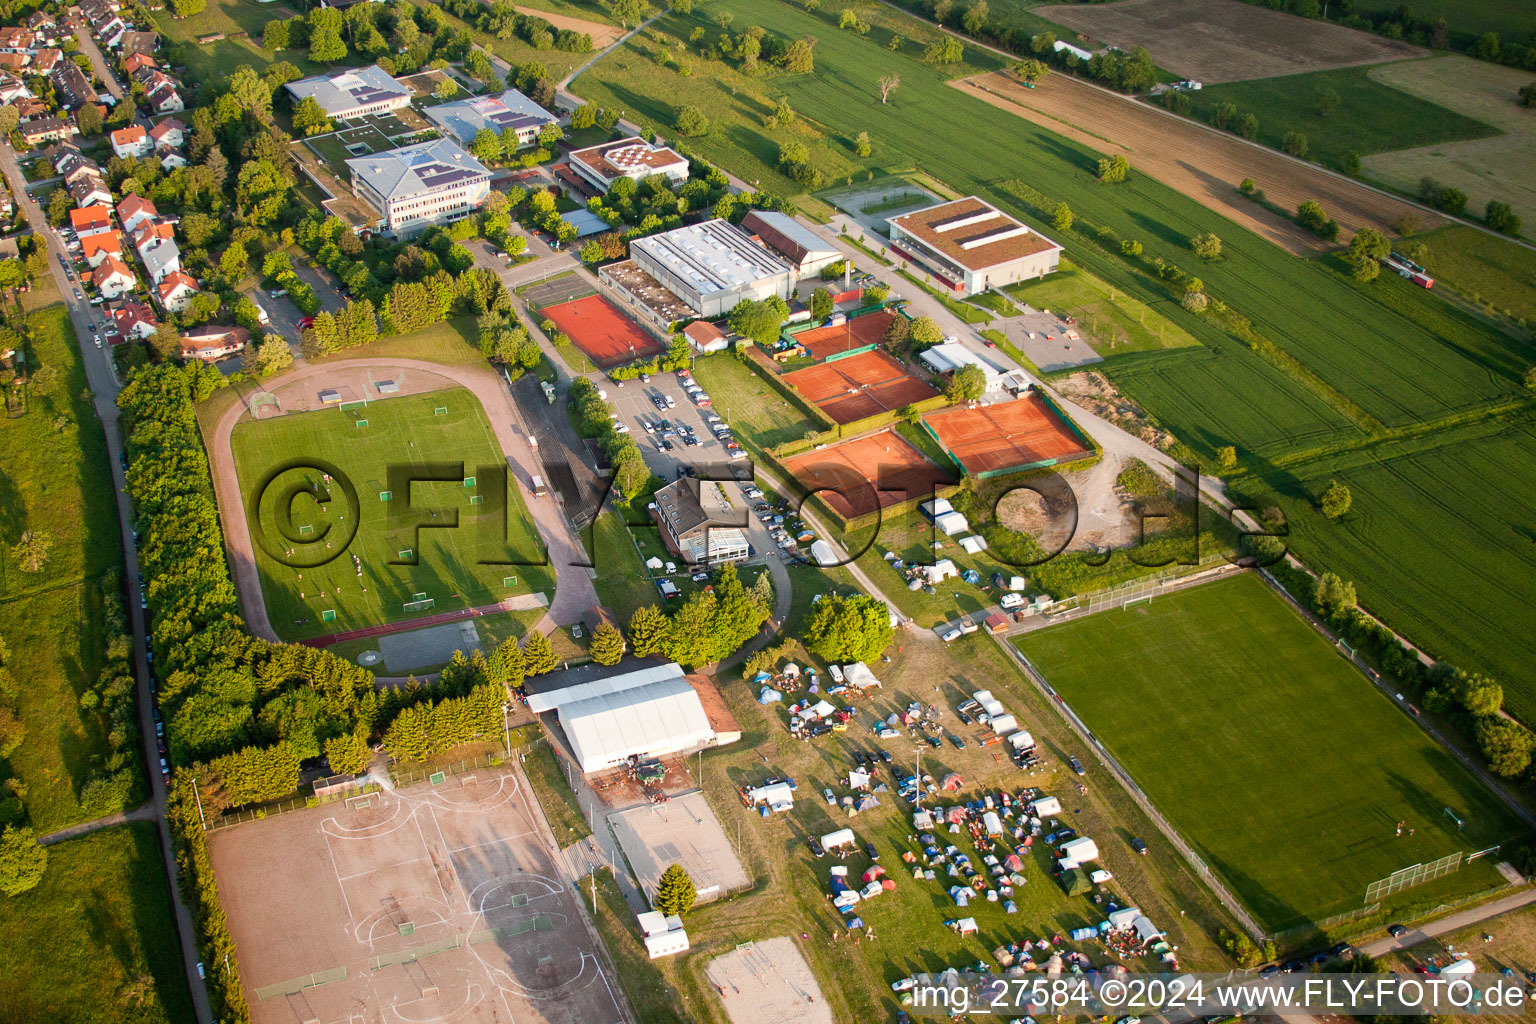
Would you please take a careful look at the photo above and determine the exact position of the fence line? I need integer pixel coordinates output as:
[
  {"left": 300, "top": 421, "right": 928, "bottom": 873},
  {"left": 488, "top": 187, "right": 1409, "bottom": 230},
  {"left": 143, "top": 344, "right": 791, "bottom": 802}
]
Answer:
[{"left": 204, "top": 781, "right": 385, "bottom": 832}]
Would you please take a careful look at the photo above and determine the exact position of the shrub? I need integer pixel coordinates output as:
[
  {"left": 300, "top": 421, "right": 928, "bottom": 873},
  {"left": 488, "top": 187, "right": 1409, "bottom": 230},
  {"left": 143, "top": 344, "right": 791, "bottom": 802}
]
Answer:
[
  {"left": 675, "top": 105, "right": 709, "bottom": 136},
  {"left": 1238, "top": 178, "right": 1256, "bottom": 195},
  {"left": 1320, "top": 480, "right": 1352, "bottom": 519},
  {"left": 1486, "top": 200, "right": 1521, "bottom": 235},
  {"left": 1051, "top": 202, "right": 1072, "bottom": 232},
  {"left": 1282, "top": 130, "right": 1309, "bottom": 159},
  {"left": 1096, "top": 154, "right": 1129, "bottom": 183},
  {"left": 1180, "top": 291, "right": 1208, "bottom": 312},
  {"left": 1190, "top": 232, "right": 1222, "bottom": 260}
]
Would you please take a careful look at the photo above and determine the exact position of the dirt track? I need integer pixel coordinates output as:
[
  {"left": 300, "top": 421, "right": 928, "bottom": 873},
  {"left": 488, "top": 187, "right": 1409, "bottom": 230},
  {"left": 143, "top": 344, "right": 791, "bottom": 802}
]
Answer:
[{"left": 956, "top": 72, "right": 1442, "bottom": 255}]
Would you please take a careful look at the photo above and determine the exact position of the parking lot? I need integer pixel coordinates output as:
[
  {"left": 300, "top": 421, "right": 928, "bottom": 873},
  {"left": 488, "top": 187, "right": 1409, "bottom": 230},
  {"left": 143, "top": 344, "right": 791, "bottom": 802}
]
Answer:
[{"left": 603, "top": 367, "right": 790, "bottom": 567}]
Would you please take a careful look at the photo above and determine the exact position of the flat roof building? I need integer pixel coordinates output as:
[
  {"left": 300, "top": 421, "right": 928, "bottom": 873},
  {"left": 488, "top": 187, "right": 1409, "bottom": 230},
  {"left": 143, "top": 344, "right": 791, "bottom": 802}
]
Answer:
[
  {"left": 347, "top": 137, "right": 491, "bottom": 238},
  {"left": 285, "top": 64, "right": 409, "bottom": 119},
  {"left": 741, "top": 209, "right": 842, "bottom": 274},
  {"left": 629, "top": 218, "right": 792, "bottom": 319},
  {"left": 425, "top": 88, "right": 555, "bottom": 149},
  {"left": 889, "top": 196, "right": 1062, "bottom": 297},
  {"left": 568, "top": 136, "right": 689, "bottom": 194}
]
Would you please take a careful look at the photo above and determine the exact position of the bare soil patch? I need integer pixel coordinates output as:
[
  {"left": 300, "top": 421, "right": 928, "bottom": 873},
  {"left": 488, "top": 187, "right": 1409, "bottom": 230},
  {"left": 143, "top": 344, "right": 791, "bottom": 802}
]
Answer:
[
  {"left": 1365, "top": 56, "right": 1536, "bottom": 233},
  {"left": 995, "top": 451, "right": 1159, "bottom": 553},
  {"left": 1053, "top": 370, "right": 1174, "bottom": 451},
  {"left": 1035, "top": 0, "right": 1424, "bottom": 83},
  {"left": 956, "top": 72, "right": 1442, "bottom": 254},
  {"left": 516, "top": 5, "right": 626, "bottom": 48}
]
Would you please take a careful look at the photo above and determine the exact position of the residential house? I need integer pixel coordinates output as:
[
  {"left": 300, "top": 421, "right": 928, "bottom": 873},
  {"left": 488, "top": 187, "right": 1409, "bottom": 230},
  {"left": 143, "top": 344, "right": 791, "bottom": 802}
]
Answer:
[
  {"left": 110, "top": 298, "right": 157, "bottom": 340},
  {"left": 0, "top": 190, "right": 14, "bottom": 221},
  {"left": 0, "top": 26, "right": 35, "bottom": 53},
  {"left": 0, "top": 71, "right": 32, "bottom": 103},
  {"left": 69, "top": 204, "right": 113, "bottom": 237},
  {"left": 20, "top": 116, "right": 76, "bottom": 145},
  {"left": 12, "top": 97, "right": 46, "bottom": 120},
  {"left": 110, "top": 124, "right": 151, "bottom": 158},
  {"left": 178, "top": 325, "right": 248, "bottom": 362},
  {"left": 155, "top": 270, "right": 198, "bottom": 312},
  {"left": 54, "top": 149, "right": 100, "bottom": 185},
  {"left": 121, "top": 50, "right": 154, "bottom": 75},
  {"left": 138, "top": 235, "right": 180, "bottom": 283},
  {"left": 69, "top": 173, "right": 113, "bottom": 208},
  {"left": 147, "top": 117, "right": 183, "bottom": 150},
  {"left": 118, "top": 30, "right": 157, "bottom": 56},
  {"left": 346, "top": 137, "right": 491, "bottom": 238},
  {"left": 80, "top": 229, "right": 124, "bottom": 267},
  {"left": 26, "top": 11, "right": 59, "bottom": 45},
  {"left": 158, "top": 150, "right": 186, "bottom": 171},
  {"left": 52, "top": 61, "right": 95, "bottom": 109},
  {"left": 117, "top": 195, "right": 157, "bottom": 234},
  {"left": 91, "top": 255, "right": 135, "bottom": 298},
  {"left": 94, "top": 17, "right": 127, "bottom": 49},
  {"left": 144, "top": 80, "right": 181, "bottom": 114},
  {"left": 131, "top": 220, "right": 172, "bottom": 253},
  {"left": 0, "top": 52, "right": 32, "bottom": 72},
  {"left": 30, "top": 47, "right": 61, "bottom": 74}
]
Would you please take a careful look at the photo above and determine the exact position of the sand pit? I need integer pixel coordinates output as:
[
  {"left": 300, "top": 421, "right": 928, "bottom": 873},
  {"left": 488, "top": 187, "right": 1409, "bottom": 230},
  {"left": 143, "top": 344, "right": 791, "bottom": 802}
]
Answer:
[{"left": 706, "top": 937, "right": 832, "bottom": 1024}]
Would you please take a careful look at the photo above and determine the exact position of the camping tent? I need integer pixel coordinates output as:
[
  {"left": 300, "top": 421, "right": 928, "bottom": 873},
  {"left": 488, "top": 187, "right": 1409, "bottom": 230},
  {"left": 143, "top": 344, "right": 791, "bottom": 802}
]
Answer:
[
  {"left": 1060, "top": 837, "right": 1099, "bottom": 863},
  {"left": 1026, "top": 792, "right": 1062, "bottom": 816},
  {"left": 1439, "top": 959, "right": 1476, "bottom": 977},
  {"left": 758, "top": 687, "right": 782, "bottom": 704},
  {"left": 1056, "top": 868, "right": 1092, "bottom": 896},
  {"left": 982, "top": 811, "right": 1003, "bottom": 836},
  {"left": 810, "top": 539, "right": 838, "bottom": 566},
  {"left": 822, "top": 827, "right": 856, "bottom": 851},
  {"left": 806, "top": 699, "right": 835, "bottom": 720},
  {"left": 1132, "top": 916, "right": 1163, "bottom": 945},
  {"left": 1107, "top": 907, "right": 1140, "bottom": 930},
  {"left": 919, "top": 498, "right": 953, "bottom": 521},
  {"left": 1010, "top": 731, "right": 1037, "bottom": 753},
  {"left": 940, "top": 772, "right": 963, "bottom": 792},
  {"left": 924, "top": 559, "right": 959, "bottom": 583},
  {"left": 747, "top": 782, "right": 795, "bottom": 810},
  {"left": 958, "top": 535, "right": 987, "bottom": 554},
  {"left": 1089, "top": 869, "right": 1114, "bottom": 884},
  {"left": 934, "top": 511, "right": 969, "bottom": 536},
  {"left": 843, "top": 662, "right": 883, "bottom": 690},
  {"left": 913, "top": 810, "right": 934, "bottom": 830},
  {"left": 848, "top": 769, "right": 871, "bottom": 790},
  {"left": 951, "top": 917, "right": 978, "bottom": 935},
  {"left": 989, "top": 713, "right": 1019, "bottom": 735}
]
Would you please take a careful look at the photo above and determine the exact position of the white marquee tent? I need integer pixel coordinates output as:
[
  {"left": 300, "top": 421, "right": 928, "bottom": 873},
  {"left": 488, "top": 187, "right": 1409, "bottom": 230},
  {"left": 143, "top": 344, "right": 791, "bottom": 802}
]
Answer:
[{"left": 540, "top": 665, "right": 719, "bottom": 772}]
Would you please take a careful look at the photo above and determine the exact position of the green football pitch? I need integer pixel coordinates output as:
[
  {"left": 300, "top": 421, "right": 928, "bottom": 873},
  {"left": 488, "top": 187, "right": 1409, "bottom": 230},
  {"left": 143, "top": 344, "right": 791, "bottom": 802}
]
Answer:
[
  {"left": 230, "top": 388, "right": 551, "bottom": 640},
  {"left": 1015, "top": 574, "right": 1525, "bottom": 932}
]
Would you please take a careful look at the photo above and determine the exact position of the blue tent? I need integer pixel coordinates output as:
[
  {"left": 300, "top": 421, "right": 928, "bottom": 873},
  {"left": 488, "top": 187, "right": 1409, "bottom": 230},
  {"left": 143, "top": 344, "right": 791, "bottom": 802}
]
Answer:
[{"left": 758, "top": 687, "right": 783, "bottom": 704}]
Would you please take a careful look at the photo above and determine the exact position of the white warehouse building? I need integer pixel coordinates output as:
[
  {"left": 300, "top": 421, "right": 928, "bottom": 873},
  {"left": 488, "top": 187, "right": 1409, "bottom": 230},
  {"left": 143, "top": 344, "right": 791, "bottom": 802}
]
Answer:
[
  {"left": 629, "top": 219, "right": 794, "bottom": 318},
  {"left": 889, "top": 196, "right": 1062, "bottom": 297},
  {"left": 347, "top": 137, "right": 491, "bottom": 239}
]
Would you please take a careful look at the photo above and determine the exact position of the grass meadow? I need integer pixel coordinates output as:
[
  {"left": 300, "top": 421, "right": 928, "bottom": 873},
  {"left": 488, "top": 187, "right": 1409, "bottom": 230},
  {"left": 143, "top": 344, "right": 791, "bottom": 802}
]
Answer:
[
  {"left": 1015, "top": 574, "right": 1525, "bottom": 931},
  {"left": 1414, "top": 224, "right": 1536, "bottom": 323},
  {"left": 1180, "top": 63, "right": 1500, "bottom": 172},
  {"left": 0, "top": 824, "right": 193, "bottom": 1024},
  {"left": 229, "top": 387, "right": 550, "bottom": 640},
  {"left": 1004, "top": 259, "right": 1203, "bottom": 357}
]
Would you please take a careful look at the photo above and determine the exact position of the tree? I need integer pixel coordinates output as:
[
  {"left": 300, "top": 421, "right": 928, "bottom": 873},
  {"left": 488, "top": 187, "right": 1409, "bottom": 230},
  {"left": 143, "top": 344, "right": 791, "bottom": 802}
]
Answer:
[
  {"left": 908, "top": 315, "right": 943, "bottom": 349},
  {"left": 727, "top": 296, "right": 790, "bottom": 346},
  {"left": 946, "top": 363, "right": 986, "bottom": 402},
  {"left": 0, "top": 826, "right": 46, "bottom": 896},
  {"left": 1450, "top": 671, "right": 1504, "bottom": 717},
  {"left": 434, "top": 77, "right": 458, "bottom": 100},
  {"left": 853, "top": 130, "right": 871, "bottom": 157},
  {"left": 1486, "top": 200, "right": 1521, "bottom": 236},
  {"left": 1096, "top": 154, "right": 1129, "bottom": 183},
  {"left": 810, "top": 287, "right": 834, "bottom": 321},
  {"left": 291, "top": 96, "right": 331, "bottom": 134},
  {"left": 961, "top": 0, "right": 988, "bottom": 36},
  {"left": 76, "top": 102, "right": 102, "bottom": 137},
  {"left": 878, "top": 73, "right": 900, "bottom": 103},
  {"left": 627, "top": 604, "right": 668, "bottom": 657},
  {"left": 1282, "top": 130, "right": 1309, "bottom": 159},
  {"left": 571, "top": 103, "right": 598, "bottom": 130},
  {"left": 0, "top": 106, "right": 18, "bottom": 140},
  {"left": 1052, "top": 202, "right": 1072, "bottom": 232},
  {"left": 589, "top": 622, "right": 625, "bottom": 666},
  {"left": 883, "top": 314, "right": 910, "bottom": 347},
  {"left": 262, "top": 18, "right": 290, "bottom": 50},
  {"left": 1013, "top": 58, "right": 1048, "bottom": 85},
  {"left": 1521, "top": 81, "right": 1536, "bottom": 108},
  {"left": 1320, "top": 480, "right": 1352, "bottom": 518},
  {"left": 675, "top": 105, "right": 710, "bottom": 136},
  {"left": 804, "top": 593, "right": 894, "bottom": 664},
  {"left": 1314, "top": 87, "right": 1339, "bottom": 117},
  {"left": 1476, "top": 716, "right": 1534, "bottom": 777},
  {"left": 323, "top": 732, "right": 371, "bottom": 775},
  {"left": 610, "top": 0, "right": 649, "bottom": 29},
  {"left": 1343, "top": 150, "right": 1361, "bottom": 178},
  {"left": 170, "top": 0, "right": 205, "bottom": 16},
  {"left": 1216, "top": 446, "right": 1237, "bottom": 471},
  {"left": 778, "top": 37, "right": 815, "bottom": 74},
  {"left": 254, "top": 334, "right": 293, "bottom": 376},
  {"left": 654, "top": 863, "right": 697, "bottom": 915},
  {"left": 771, "top": 97, "right": 795, "bottom": 127},
  {"left": 469, "top": 127, "right": 502, "bottom": 164},
  {"left": 1180, "top": 290, "right": 1208, "bottom": 313},
  {"left": 488, "top": 636, "right": 525, "bottom": 688},
  {"left": 1345, "top": 227, "right": 1389, "bottom": 282},
  {"left": 1237, "top": 112, "right": 1259, "bottom": 140},
  {"left": 521, "top": 630, "right": 558, "bottom": 676},
  {"left": 1469, "top": 32, "right": 1500, "bottom": 62},
  {"left": 1312, "top": 571, "right": 1356, "bottom": 619},
  {"left": 308, "top": 29, "right": 347, "bottom": 64},
  {"left": 1190, "top": 232, "right": 1222, "bottom": 260},
  {"left": 10, "top": 531, "right": 52, "bottom": 573},
  {"left": 924, "top": 36, "right": 964, "bottom": 64}
]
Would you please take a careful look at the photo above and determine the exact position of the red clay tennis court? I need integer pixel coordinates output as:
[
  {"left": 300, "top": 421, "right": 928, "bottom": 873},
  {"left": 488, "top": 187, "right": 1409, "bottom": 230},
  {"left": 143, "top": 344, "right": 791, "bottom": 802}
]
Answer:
[
  {"left": 923, "top": 395, "right": 1088, "bottom": 475},
  {"left": 794, "top": 310, "right": 897, "bottom": 361},
  {"left": 783, "top": 349, "right": 939, "bottom": 424},
  {"left": 541, "top": 294, "right": 665, "bottom": 368},
  {"left": 782, "top": 429, "right": 954, "bottom": 520}
]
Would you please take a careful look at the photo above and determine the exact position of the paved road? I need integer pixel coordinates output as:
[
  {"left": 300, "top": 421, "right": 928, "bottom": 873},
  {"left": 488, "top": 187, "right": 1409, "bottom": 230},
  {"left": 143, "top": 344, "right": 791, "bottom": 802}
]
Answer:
[
  {"left": 0, "top": 142, "right": 214, "bottom": 1023},
  {"left": 1361, "top": 887, "right": 1536, "bottom": 957},
  {"left": 205, "top": 358, "right": 600, "bottom": 641},
  {"left": 71, "top": 24, "right": 125, "bottom": 103}
]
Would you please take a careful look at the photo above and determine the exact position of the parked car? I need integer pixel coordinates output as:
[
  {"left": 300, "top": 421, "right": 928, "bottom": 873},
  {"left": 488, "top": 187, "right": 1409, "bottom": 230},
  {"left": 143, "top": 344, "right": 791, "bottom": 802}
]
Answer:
[
  {"left": 1388, "top": 923, "right": 1409, "bottom": 938},
  {"left": 864, "top": 841, "right": 879, "bottom": 861},
  {"left": 949, "top": 735, "right": 966, "bottom": 750},
  {"left": 807, "top": 837, "right": 825, "bottom": 858},
  {"left": 158, "top": 758, "right": 169, "bottom": 776},
  {"left": 1069, "top": 757, "right": 1086, "bottom": 776},
  {"left": 665, "top": 561, "right": 677, "bottom": 575},
  {"left": 691, "top": 571, "right": 709, "bottom": 582},
  {"left": 664, "top": 395, "right": 675, "bottom": 407},
  {"left": 570, "top": 623, "right": 584, "bottom": 639},
  {"left": 926, "top": 735, "right": 943, "bottom": 748},
  {"left": 941, "top": 627, "right": 962, "bottom": 642},
  {"left": 1130, "top": 837, "right": 1148, "bottom": 856}
]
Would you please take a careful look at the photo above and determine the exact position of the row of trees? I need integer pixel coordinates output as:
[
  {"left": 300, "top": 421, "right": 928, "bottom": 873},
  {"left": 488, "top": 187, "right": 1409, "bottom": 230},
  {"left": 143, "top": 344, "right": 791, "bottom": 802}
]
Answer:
[
  {"left": 568, "top": 378, "right": 654, "bottom": 501},
  {"left": 627, "top": 563, "right": 774, "bottom": 669}
]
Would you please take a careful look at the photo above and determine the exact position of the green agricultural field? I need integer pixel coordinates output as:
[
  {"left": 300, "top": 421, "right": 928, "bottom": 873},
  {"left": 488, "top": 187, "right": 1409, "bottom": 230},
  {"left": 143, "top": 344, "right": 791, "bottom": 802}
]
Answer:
[
  {"left": 1346, "top": 0, "right": 1536, "bottom": 43},
  {"left": 1413, "top": 224, "right": 1536, "bottom": 323},
  {"left": 1179, "top": 64, "right": 1499, "bottom": 172},
  {"left": 0, "top": 824, "right": 193, "bottom": 1024},
  {"left": 230, "top": 387, "right": 551, "bottom": 640},
  {"left": 1237, "top": 418, "right": 1536, "bottom": 721},
  {"left": 1016, "top": 574, "right": 1525, "bottom": 932},
  {"left": 1004, "top": 259, "right": 1201, "bottom": 357}
]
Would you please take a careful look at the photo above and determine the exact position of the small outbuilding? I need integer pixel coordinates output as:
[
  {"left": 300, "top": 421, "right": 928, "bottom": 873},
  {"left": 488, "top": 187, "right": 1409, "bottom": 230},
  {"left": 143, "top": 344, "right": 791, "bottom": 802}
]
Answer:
[
  {"left": 1030, "top": 795, "right": 1061, "bottom": 817},
  {"left": 637, "top": 911, "right": 690, "bottom": 959}
]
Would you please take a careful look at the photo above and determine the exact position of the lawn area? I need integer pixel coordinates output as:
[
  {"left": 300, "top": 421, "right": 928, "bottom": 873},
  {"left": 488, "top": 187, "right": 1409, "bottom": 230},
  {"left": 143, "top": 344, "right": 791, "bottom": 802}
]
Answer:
[
  {"left": 589, "top": 509, "right": 657, "bottom": 623},
  {"left": 1004, "top": 259, "right": 1202, "bottom": 357},
  {"left": 1015, "top": 574, "right": 1525, "bottom": 932},
  {"left": 690, "top": 352, "right": 819, "bottom": 451},
  {"left": 322, "top": 315, "right": 486, "bottom": 367},
  {"left": 1234, "top": 418, "right": 1536, "bottom": 722},
  {"left": 1180, "top": 63, "right": 1500, "bottom": 172},
  {"left": 0, "top": 823, "right": 193, "bottom": 1024},
  {"left": 229, "top": 386, "right": 551, "bottom": 640},
  {"left": 577, "top": 629, "right": 1242, "bottom": 1022},
  {"left": 148, "top": 0, "right": 330, "bottom": 86},
  {"left": 523, "top": 739, "right": 592, "bottom": 843},
  {"left": 1414, "top": 224, "right": 1536, "bottom": 323}
]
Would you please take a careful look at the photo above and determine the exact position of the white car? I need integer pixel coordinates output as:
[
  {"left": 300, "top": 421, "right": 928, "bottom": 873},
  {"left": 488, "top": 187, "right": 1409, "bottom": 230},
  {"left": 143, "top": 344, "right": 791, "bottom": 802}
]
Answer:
[
  {"left": 613, "top": 423, "right": 630, "bottom": 434},
  {"left": 664, "top": 561, "right": 677, "bottom": 575},
  {"left": 829, "top": 664, "right": 845, "bottom": 684},
  {"left": 941, "top": 628, "right": 963, "bottom": 643},
  {"left": 664, "top": 395, "right": 675, "bottom": 408}
]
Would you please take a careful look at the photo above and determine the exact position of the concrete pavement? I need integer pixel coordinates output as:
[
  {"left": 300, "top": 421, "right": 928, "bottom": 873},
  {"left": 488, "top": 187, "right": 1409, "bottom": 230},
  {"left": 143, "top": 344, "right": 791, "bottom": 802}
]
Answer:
[
  {"left": 0, "top": 141, "right": 215, "bottom": 1023},
  {"left": 72, "top": 24, "right": 124, "bottom": 103}
]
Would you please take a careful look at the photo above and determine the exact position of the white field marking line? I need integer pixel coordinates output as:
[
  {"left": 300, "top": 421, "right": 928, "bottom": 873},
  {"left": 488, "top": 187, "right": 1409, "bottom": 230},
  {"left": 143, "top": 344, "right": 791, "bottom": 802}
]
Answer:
[
  {"left": 387, "top": 979, "right": 481, "bottom": 1024},
  {"left": 425, "top": 776, "right": 518, "bottom": 813},
  {"left": 468, "top": 872, "right": 563, "bottom": 912},
  {"left": 322, "top": 818, "right": 357, "bottom": 927},
  {"left": 321, "top": 796, "right": 410, "bottom": 838},
  {"left": 412, "top": 806, "right": 456, "bottom": 910}
]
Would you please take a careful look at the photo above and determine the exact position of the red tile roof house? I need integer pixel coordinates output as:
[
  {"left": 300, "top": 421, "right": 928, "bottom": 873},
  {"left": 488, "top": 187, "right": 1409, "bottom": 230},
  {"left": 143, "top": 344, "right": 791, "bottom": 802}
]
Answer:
[
  {"left": 147, "top": 117, "right": 182, "bottom": 149},
  {"left": 111, "top": 299, "right": 158, "bottom": 341},
  {"left": 178, "top": 325, "right": 248, "bottom": 362},
  {"left": 69, "top": 203, "right": 112, "bottom": 237},
  {"left": 91, "top": 254, "right": 135, "bottom": 299},
  {"left": 30, "top": 47, "right": 60, "bottom": 74},
  {"left": 155, "top": 270, "right": 198, "bottom": 312},
  {"left": 80, "top": 229, "right": 123, "bottom": 267},
  {"left": 116, "top": 194, "right": 157, "bottom": 234},
  {"left": 110, "top": 124, "right": 150, "bottom": 158},
  {"left": 121, "top": 50, "right": 154, "bottom": 75}
]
